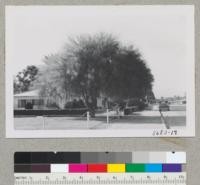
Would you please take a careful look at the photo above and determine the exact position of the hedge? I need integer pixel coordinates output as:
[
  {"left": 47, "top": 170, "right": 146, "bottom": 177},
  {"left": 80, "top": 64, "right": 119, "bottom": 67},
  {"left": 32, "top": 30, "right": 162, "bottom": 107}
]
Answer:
[{"left": 14, "top": 108, "right": 88, "bottom": 116}]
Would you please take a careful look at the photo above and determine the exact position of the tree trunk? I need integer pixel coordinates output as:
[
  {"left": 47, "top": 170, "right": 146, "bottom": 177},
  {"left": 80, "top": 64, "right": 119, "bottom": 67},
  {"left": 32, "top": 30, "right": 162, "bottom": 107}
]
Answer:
[{"left": 85, "top": 96, "right": 96, "bottom": 117}]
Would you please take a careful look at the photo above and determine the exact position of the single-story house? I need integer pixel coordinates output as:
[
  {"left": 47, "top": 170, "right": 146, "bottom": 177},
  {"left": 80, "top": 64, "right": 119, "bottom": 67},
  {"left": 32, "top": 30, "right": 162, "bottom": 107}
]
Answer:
[
  {"left": 14, "top": 90, "right": 104, "bottom": 110},
  {"left": 14, "top": 90, "right": 49, "bottom": 110}
]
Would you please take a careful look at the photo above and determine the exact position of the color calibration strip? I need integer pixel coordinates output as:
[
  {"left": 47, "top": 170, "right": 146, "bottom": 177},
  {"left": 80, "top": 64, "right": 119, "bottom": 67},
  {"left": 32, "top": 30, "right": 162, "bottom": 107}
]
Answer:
[
  {"left": 15, "top": 163, "right": 182, "bottom": 173},
  {"left": 14, "top": 151, "right": 186, "bottom": 164},
  {"left": 14, "top": 152, "right": 185, "bottom": 173}
]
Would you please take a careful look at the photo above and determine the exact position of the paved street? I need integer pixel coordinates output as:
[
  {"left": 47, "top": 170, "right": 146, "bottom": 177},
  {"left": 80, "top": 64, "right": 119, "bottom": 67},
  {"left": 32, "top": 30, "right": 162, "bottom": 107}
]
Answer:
[{"left": 14, "top": 108, "right": 186, "bottom": 130}]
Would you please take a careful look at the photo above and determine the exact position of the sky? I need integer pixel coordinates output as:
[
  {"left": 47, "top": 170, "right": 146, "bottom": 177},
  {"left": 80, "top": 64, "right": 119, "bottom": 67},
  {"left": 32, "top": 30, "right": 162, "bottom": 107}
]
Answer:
[{"left": 6, "top": 5, "right": 194, "bottom": 98}]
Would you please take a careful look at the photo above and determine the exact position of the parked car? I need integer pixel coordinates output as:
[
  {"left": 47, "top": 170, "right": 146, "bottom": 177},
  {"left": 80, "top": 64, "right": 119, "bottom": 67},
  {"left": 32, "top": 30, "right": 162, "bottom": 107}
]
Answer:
[{"left": 159, "top": 102, "right": 170, "bottom": 111}]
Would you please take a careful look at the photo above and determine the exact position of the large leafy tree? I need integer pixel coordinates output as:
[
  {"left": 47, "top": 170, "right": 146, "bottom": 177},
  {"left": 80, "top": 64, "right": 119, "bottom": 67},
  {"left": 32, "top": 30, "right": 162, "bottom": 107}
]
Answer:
[
  {"left": 33, "top": 33, "right": 154, "bottom": 115},
  {"left": 68, "top": 34, "right": 154, "bottom": 115},
  {"left": 68, "top": 33, "right": 120, "bottom": 115},
  {"left": 14, "top": 65, "right": 38, "bottom": 94}
]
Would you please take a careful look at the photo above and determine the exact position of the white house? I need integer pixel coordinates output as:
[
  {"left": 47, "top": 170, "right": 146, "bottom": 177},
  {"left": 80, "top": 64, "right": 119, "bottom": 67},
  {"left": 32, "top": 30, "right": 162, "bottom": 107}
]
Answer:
[
  {"left": 14, "top": 90, "right": 48, "bottom": 110},
  {"left": 14, "top": 90, "right": 104, "bottom": 110}
]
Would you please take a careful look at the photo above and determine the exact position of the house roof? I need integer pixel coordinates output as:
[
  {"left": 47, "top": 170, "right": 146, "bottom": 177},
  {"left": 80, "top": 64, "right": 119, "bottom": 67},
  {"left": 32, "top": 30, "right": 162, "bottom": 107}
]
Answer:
[{"left": 14, "top": 90, "right": 40, "bottom": 97}]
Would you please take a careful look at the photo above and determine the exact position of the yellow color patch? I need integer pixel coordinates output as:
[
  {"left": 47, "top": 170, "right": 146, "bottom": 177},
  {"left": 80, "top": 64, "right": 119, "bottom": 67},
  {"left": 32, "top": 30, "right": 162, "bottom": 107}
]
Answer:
[{"left": 107, "top": 164, "right": 125, "bottom": 173}]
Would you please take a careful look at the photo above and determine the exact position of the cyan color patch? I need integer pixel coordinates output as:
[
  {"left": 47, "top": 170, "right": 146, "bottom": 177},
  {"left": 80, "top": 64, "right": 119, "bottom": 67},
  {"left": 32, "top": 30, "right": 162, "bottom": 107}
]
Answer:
[{"left": 145, "top": 164, "right": 162, "bottom": 172}]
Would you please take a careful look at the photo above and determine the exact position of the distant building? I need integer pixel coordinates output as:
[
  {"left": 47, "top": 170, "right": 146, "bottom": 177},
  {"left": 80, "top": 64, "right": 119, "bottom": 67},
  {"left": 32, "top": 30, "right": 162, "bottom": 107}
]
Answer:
[{"left": 157, "top": 96, "right": 186, "bottom": 105}]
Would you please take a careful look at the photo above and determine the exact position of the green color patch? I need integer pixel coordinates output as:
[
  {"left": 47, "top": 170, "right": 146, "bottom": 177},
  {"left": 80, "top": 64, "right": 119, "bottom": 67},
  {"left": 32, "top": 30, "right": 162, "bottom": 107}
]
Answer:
[{"left": 126, "top": 164, "right": 145, "bottom": 172}]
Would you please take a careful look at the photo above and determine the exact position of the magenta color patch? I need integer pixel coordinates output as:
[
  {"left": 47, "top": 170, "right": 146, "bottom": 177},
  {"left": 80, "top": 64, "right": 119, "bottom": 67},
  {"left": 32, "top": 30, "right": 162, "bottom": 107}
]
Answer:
[{"left": 69, "top": 164, "right": 87, "bottom": 173}]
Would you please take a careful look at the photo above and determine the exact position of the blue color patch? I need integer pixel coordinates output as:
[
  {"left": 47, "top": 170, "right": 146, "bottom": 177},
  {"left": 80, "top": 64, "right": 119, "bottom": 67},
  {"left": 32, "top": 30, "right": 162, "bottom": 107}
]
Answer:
[{"left": 145, "top": 164, "right": 162, "bottom": 172}]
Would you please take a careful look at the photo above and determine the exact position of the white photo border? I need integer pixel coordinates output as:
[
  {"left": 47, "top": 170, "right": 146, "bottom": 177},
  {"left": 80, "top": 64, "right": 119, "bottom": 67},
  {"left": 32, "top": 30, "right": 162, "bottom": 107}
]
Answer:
[{"left": 5, "top": 5, "right": 195, "bottom": 138}]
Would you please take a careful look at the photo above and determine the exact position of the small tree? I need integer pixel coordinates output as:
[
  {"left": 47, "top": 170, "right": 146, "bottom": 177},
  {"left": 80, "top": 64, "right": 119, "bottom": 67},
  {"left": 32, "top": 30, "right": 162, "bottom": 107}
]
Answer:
[
  {"left": 14, "top": 65, "right": 38, "bottom": 94},
  {"left": 33, "top": 54, "right": 76, "bottom": 108}
]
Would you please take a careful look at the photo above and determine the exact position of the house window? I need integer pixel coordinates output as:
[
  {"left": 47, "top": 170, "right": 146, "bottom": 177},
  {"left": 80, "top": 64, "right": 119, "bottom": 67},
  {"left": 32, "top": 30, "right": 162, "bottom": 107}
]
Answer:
[
  {"left": 33, "top": 99, "right": 44, "bottom": 105},
  {"left": 18, "top": 99, "right": 26, "bottom": 108}
]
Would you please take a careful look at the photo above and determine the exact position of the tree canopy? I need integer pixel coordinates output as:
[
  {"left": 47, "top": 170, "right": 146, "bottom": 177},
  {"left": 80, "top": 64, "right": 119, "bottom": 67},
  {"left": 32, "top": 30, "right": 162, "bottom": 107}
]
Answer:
[
  {"left": 14, "top": 65, "right": 38, "bottom": 94},
  {"left": 33, "top": 54, "right": 76, "bottom": 108},
  {"left": 33, "top": 33, "right": 154, "bottom": 114},
  {"left": 104, "top": 48, "right": 154, "bottom": 101}
]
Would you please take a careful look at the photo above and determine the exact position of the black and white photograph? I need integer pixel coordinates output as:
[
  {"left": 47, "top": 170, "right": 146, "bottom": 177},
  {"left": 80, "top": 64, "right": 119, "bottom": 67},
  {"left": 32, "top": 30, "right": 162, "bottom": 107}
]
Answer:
[{"left": 6, "top": 5, "right": 195, "bottom": 137}]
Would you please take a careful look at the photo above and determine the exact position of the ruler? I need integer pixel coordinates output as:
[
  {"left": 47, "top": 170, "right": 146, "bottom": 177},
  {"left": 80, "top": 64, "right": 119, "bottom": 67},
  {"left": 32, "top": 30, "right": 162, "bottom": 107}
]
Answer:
[{"left": 15, "top": 172, "right": 186, "bottom": 185}]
